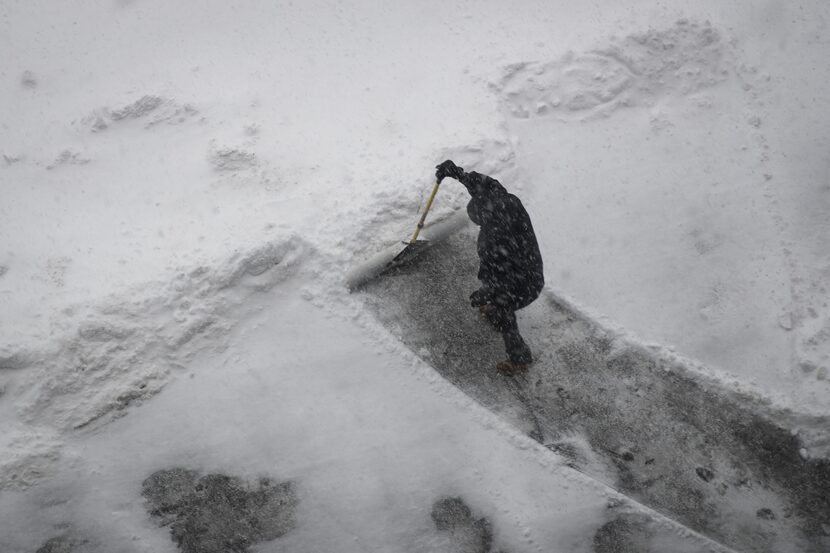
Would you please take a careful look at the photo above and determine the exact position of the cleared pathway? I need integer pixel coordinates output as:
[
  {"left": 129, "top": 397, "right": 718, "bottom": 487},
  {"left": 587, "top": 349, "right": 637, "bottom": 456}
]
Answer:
[{"left": 362, "top": 228, "right": 830, "bottom": 553}]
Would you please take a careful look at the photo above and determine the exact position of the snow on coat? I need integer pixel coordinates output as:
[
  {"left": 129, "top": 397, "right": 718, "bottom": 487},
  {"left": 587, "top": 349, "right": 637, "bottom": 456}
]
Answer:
[{"left": 460, "top": 171, "right": 544, "bottom": 308}]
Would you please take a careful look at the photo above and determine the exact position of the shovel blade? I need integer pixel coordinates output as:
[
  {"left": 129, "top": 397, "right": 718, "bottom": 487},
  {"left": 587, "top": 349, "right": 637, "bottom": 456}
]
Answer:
[{"left": 345, "top": 210, "right": 470, "bottom": 291}]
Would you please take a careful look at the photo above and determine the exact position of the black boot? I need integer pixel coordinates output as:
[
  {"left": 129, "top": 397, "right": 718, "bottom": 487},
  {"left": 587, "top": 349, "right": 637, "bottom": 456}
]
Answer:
[
  {"left": 496, "top": 359, "right": 530, "bottom": 375},
  {"left": 498, "top": 329, "right": 532, "bottom": 374}
]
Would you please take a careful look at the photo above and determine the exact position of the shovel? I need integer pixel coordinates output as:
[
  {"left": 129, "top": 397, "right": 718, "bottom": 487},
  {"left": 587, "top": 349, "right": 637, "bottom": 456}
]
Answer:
[{"left": 346, "top": 181, "right": 468, "bottom": 291}]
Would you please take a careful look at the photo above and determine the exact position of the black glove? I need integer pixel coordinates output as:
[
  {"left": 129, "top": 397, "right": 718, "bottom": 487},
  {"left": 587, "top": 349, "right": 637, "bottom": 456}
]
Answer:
[
  {"left": 435, "top": 159, "right": 463, "bottom": 183},
  {"left": 469, "top": 288, "right": 492, "bottom": 307}
]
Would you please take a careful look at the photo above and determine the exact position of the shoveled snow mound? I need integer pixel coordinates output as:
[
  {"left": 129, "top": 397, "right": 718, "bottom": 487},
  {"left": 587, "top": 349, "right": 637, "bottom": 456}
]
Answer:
[
  {"left": 0, "top": 236, "right": 307, "bottom": 490},
  {"left": 494, "top": 20, "right": 728, "bottom": 120}
]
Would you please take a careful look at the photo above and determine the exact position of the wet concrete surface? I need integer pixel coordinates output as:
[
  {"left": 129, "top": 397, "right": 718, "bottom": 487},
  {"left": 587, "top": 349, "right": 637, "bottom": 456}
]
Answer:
[
  {"left": 141, "top": 468, "right": 298, "bottom": 553},
  {"left": 431, "top": 497, "right": 495, "bottom": 553},
  {"left": 35, "top": 535, "right": 91, "bottom": 553},
  {"left": 360, "top": 229, "right": 830, "bottom": 553}
]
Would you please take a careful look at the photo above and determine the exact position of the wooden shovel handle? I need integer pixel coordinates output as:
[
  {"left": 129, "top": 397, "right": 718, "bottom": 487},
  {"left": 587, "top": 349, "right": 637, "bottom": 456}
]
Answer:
[{"left": 409, "top": 181, "right": 441, "bottom": 244}]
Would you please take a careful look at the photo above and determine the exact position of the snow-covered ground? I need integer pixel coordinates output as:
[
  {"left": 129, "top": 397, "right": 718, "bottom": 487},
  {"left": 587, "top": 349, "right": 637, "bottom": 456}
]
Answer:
[{"left": 2, "top": 0, "right": 830, "bottom": 551}]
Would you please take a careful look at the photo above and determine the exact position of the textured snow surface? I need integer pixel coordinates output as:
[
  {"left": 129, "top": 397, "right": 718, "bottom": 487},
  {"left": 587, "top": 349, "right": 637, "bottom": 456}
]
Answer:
[
  {"left": 0, "top": 275, "right": 718, "bottom": 553},
  {"left": 2, "top": 0, "right": 830, "bottom": 550},
  {"left": 490, "top": 14, "right": 830, "bottom": 414}
]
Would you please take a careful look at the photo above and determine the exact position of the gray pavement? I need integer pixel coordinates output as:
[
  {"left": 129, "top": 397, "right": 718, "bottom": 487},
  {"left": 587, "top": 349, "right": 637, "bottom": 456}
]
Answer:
[{"left": 361, "top": 228, "right": 830, "bottom": 553}]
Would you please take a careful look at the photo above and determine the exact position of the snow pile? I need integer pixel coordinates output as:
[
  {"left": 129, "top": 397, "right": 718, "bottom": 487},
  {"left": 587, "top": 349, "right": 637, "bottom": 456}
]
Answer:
[
  {"left": 0, "top": 237, "right": 307, "bottom": 490},
  {"left": 494, "top": 20, "right": 728, "bottom": 120},
  {"left": 80, "top": 95, "right": 200, "bottom": 133},
  {"left": 0, "top": 428, "right": 60, "bottom": 493}
]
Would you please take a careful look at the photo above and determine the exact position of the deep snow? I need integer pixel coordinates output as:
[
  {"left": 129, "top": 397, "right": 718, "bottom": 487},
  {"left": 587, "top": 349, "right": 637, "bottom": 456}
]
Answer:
[{"left": 2, "top": 0, "right": 830, "bottom": 551}]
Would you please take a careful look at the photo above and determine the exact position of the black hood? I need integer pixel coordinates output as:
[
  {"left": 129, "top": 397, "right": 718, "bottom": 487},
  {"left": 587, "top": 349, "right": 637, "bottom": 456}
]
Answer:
[{"left": 461, "top": 171, "right": 508, "bottom": 198}]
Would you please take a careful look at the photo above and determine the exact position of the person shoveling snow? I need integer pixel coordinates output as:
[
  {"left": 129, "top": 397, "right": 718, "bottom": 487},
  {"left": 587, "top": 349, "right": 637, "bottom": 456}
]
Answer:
[{"left": 435, "top": 160, "right": 544, "bottom": 375}]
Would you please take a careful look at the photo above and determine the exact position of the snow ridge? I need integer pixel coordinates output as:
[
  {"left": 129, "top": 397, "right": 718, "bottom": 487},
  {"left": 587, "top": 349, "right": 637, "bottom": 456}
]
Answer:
[
  {"left": 493, "top": 20, "right": 729, "bottom": 121},
  {"left": 79, "top": 95, "right": 200, "bottom": 133},
  {"left": 1, "top": 236, "right": 309, "bottom": 490}
]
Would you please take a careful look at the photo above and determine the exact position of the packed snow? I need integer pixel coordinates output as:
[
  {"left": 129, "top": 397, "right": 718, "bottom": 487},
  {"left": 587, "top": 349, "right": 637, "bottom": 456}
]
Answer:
[{"left": 2, "top": 0, "right": 830, "bottom": 551}]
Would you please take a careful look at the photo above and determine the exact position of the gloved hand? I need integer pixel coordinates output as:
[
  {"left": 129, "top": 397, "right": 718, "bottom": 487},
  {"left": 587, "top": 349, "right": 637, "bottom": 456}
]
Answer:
[
  {"left": 469, "top": 288, "right": 492, "bottom": 307},
  {"left": 435, "top": 159, "right": 463, "bottom": 183}
]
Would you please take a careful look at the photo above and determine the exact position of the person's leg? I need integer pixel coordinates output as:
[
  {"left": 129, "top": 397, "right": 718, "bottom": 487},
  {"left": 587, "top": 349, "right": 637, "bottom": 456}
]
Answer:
[
  {"left": 503, "top": 328, "right": 533, "bottom": 365},
  {"left": 490, "top": 305, "right": 533, "bottom": 365}
]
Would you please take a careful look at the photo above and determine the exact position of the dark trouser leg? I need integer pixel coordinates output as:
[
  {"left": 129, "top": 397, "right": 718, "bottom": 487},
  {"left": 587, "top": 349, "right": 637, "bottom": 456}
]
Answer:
[
  {"left": 503, "top": 329, "right": 533, "bottom": 365},
  {"left": 490, "top": 306, "right": 533, "bottom": 364}
]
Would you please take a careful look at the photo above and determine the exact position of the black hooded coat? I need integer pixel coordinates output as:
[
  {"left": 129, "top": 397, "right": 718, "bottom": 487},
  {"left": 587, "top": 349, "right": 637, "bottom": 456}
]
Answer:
[{"left": 459, "top": 171, "right": 544, "bottom": 309}]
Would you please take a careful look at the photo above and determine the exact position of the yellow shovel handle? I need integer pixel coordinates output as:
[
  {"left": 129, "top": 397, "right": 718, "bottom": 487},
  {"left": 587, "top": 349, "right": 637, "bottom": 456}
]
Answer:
[{"left": 409, "top": 181, "right": 441, "bottom": 243}]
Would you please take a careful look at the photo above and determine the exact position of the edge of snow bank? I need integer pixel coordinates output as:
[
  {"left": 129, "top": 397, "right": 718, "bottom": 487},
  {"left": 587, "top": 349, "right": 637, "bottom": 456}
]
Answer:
[{"left": 0, "top": 235, "right": 310, "bottom": 490}]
